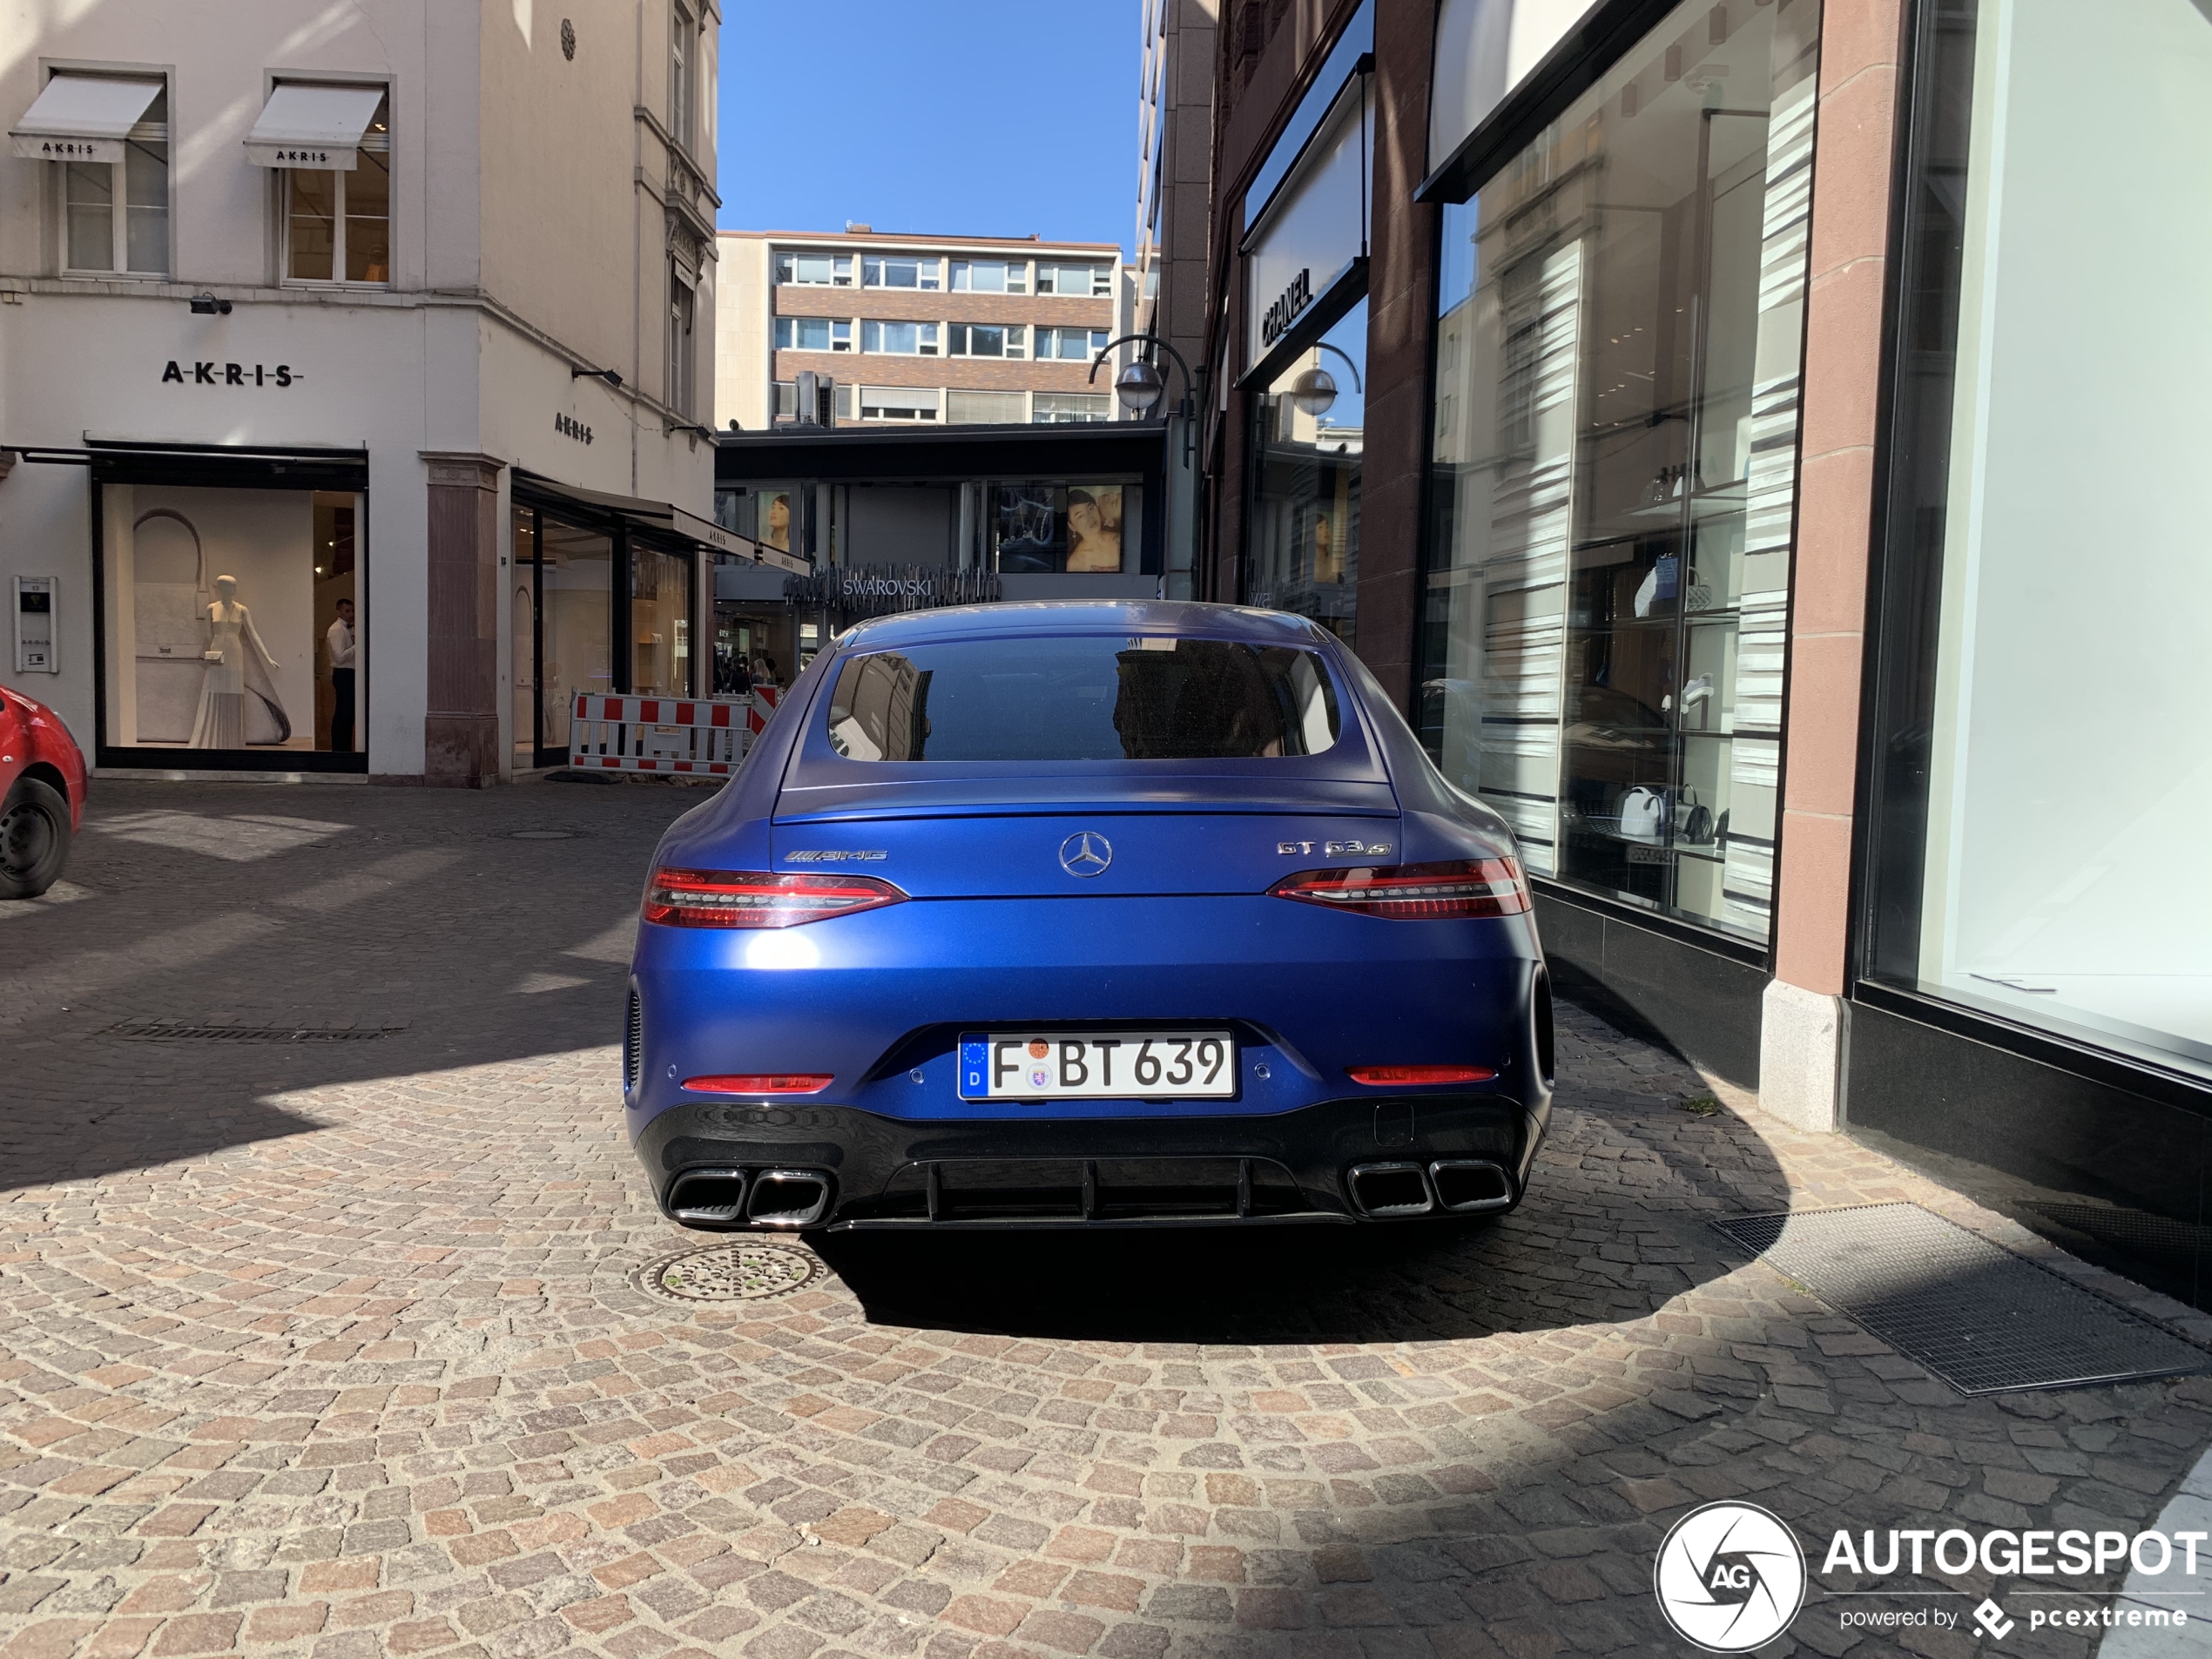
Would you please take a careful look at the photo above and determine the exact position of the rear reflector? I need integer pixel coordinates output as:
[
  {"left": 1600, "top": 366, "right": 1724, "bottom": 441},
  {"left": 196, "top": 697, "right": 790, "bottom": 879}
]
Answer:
[
  {"left": 682, "top": 1074, "right": 833, "bottom": 1095},
  {"left": 644, "top": 868, "right": 906, "bottom": 928},
  {"left": 1271, "top": 858, "right": 1529, "bottom": 920},
  {"left": 1346, "top": 1064, "right": 1497, "bottom": 1086}
]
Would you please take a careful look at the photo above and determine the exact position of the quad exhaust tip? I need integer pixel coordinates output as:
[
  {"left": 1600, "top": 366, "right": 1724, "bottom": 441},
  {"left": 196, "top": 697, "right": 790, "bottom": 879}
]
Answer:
[
  {"left": 1345, "top": 1159, "right": 1514, "bottom": 1217},
  {"left": 667, "top": 1167, "right": 833, "bottom": 1230}
]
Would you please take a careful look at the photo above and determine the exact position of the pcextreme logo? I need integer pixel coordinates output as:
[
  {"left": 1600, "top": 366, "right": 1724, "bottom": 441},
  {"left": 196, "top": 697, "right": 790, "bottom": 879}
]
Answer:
[{"left": 1654, "top": 1503, "right": 1808, "bottom": 1652}]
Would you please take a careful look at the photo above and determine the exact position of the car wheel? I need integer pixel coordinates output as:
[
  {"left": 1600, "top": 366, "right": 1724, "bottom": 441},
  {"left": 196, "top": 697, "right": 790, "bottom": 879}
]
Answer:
[{"left": 0, "top": 778, "right": 71, "bottom": 900}]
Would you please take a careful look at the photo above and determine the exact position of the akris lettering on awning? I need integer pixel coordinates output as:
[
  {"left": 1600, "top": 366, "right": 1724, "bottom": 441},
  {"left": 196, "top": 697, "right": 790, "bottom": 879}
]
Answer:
[
  {"left": 161, "top": 361, "right": 296, "bottom": 388},
  {"left": 1259, "top": 267, "right": 1313, "bottom": 347}
]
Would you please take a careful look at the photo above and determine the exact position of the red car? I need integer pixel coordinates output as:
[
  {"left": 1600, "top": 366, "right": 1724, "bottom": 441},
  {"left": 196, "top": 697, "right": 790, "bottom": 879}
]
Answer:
[{"left": 0, "top": 683, "right": 87, "bottom": 899}]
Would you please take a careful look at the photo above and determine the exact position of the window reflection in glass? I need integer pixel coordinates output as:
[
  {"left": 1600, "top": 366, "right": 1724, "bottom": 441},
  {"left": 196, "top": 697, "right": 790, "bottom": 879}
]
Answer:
[
  {"left": 631, "top": 544, "right": 691, "bottom": 697},
  {"left": 1420, "top": 0, "right": 1821, "bottom": 943},
  {"left": 1248, "top": 298, "right": 1366, "bottom": 649}
]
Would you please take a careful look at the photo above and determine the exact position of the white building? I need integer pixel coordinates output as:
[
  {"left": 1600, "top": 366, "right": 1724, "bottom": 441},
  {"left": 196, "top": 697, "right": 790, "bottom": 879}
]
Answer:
[{"left": 0, "top": 0, "right": 732, "bottom": 784}]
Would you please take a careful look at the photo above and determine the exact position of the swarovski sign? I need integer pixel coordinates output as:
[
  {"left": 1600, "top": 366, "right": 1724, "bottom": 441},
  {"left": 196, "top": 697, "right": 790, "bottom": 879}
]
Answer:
[{"left": 784, "top": 563, "right": 1001, "bottom": 618}]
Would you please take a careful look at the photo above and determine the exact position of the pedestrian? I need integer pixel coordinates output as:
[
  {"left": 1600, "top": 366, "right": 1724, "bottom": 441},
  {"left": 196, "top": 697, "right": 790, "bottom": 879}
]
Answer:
[{"left": 327, "top": 597, "right": 356, "bottom": 752}]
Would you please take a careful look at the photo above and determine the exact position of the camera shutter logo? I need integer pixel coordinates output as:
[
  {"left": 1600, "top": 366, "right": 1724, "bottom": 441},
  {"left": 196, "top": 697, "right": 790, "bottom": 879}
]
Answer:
[{"left": 1653, "top": 1502, "right": 1806, "bottom": 1652}]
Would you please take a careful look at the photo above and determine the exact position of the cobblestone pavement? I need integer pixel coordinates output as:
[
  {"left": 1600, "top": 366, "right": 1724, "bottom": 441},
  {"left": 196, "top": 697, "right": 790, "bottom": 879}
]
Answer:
[{"left": 5, "top": 780, "right": 2212, "bottom": 1659}]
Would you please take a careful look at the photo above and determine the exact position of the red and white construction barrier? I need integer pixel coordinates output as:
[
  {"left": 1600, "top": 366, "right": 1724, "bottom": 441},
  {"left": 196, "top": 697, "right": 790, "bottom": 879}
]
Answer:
[{"left": 567, "top": 689, "right": 780, "bottom": 774}]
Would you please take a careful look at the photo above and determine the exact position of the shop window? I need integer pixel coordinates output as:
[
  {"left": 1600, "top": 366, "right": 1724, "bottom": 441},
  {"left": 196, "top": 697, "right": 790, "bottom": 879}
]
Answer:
[
  {"left": 1035, "top": 263, "right": 1110, "bottom": 297},
  {"left": 281, "top": 89, "right": 391, "bottom": 284},
  {"left": 101, "top": 482, "right": 364, "bottom": 758},
  {"left": 774, "top": 252, "right": 853, "bottom": 286},
  {"left": 57, "top": 81, "right": 169, "bottom": 277},
  {"left": 1033, "top": 392, "right": 1112, "bottom": 425},
  {"left": 1248, "top": 300, "right": 1364, "bottom": 645},
  {"left": 947, "top": 323, "right": 1024, "bottom": 359},
  {"left": 860, "top": 320, "right": 940, "bottom": 356},
  {"left": 531, "top": 517, "right": 613, "bottom": 751},
  {"left": 1862, "top": 0, "right": 2212, "bottom": 1081},
  {"left": 951, "top": 259, "right": 1027, "bottom": 293},
  {"left": 858, "top": 386, "right": 941, "bottom": 421},
  {"left": 631, "top": 544, "right": 692, "bottom": 697},
  {"left": 863, "top": 254, "right": 941, "bottom": 290},
  {"left": 1418, "top": 0, "right": 1822, "bottom": 944},
  {"left": 990, "top": 482, "right": 1137, "bottom": 573},
  {"left": 774, "top": 316, "right": 852, "bottom": 352},
  {"left": 947, "top": 389, "right": 1025, "bottom": 425}
]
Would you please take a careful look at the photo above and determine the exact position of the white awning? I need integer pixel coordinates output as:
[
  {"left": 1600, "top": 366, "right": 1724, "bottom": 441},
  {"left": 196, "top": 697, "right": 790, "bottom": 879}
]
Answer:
[
  {"left": 10, "top": 75, "right": 163, "bottom": 165},
  {"left": 243, "top": 83, "right": 384, "bottom": 171}
]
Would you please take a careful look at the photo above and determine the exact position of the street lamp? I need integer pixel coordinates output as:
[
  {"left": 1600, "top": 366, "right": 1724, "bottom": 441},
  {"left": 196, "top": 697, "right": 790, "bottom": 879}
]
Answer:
[
  {"left": 1113, "top": 358, "right": 1167, "bottom": 415},
  {"left": 1288, "top": 343, "right": 1363, "bottom": 419}
]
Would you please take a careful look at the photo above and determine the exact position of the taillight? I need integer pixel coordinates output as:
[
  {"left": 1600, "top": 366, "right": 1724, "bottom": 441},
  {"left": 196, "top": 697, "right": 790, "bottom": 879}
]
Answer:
[
  {"left": 1346, "top": 1064, "right": 1497, "bottom": 1085},
  {"left": 642, "top": 868, "right": 906, "bottom": 928},
  {"left": 682, "top": 1074, "right": 833, "bottom": 1095},
  {"left": 1270, "top": 858, "right": 1528, "bottom": 920}
]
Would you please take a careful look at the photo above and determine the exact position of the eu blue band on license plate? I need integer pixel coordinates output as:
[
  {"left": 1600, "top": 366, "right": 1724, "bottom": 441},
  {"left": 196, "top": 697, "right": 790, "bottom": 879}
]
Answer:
[{"left": 957, "top": 1032, "right": 1238, "bottom": 1101}]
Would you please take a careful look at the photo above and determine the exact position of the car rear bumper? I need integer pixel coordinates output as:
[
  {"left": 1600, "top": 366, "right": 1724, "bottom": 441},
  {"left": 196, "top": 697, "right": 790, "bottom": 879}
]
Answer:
[{"left": 633, "top": 1091, "right": 1548, "bottom": 1231}]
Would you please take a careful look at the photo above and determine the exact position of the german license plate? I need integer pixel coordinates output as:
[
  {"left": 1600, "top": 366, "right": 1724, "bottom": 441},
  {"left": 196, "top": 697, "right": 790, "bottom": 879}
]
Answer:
[{"left": 958, "top": 1032, "right": 1238, "bottom": 1100}]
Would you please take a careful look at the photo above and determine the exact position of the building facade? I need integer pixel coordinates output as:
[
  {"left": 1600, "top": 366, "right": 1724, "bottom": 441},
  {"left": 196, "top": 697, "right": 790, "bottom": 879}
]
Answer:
[
  {"left": 1196, "top": 0, "right": 2212, "bottom": 1307},
  {"left": 1134, "top": 0, "right": 1220, "bottom": 398},
  {"left": 714, "top": 230, "right": 1131, "bottom": 433},
  {"left": 0, "top": 0, "right": 732, "bottom": 785}
]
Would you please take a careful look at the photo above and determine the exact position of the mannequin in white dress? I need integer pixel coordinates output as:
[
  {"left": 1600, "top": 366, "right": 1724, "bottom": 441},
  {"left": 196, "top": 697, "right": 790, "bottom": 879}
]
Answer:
[{"left": 190, "top": 575, "right": 284, "bottom": 748}]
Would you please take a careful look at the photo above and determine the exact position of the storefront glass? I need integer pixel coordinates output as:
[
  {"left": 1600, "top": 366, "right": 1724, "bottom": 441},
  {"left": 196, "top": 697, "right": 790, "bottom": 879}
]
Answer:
[
  {"left": 1420, "top": 0, "right": 1821, "bottom": 943},
  {"left": 100, "top": 482, "right": 362, "bottom": 756},
  {"left": 630, "top": 543, "right": 691, "bottom": 697},
  {"left": 536, "top": 517, "right": 612, "bottom": 752},
  {"left": 1863, "top": 0, "right": 2212, "bottom": 1082},
  {"left": 1247, "top": 298, "right": 1365, "bottom": 646},
  {"left": 988, "top": 482, "right": 1137, "bottom": 573}
]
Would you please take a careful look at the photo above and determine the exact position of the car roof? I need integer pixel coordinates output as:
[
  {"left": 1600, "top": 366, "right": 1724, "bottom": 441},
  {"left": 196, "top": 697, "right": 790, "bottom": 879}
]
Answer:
[{"left": 838, "top": 600, "right": 1331, "bottom": 651}]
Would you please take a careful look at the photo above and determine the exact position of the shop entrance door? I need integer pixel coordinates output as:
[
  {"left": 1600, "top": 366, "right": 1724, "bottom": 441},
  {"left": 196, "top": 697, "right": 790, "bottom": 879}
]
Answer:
[{"left": 512, "top": 506, "right": 616, "bottom": 766}]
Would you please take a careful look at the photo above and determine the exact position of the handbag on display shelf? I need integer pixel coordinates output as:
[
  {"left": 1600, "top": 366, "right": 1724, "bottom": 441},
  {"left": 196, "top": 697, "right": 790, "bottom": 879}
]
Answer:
[{"left": 1615, "top": 785, "right": 1716, "bottom": 846}]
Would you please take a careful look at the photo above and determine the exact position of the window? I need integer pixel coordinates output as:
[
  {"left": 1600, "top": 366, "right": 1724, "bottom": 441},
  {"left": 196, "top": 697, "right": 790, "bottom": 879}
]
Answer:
[
  {"left": 101, "top": 482, "right": 366, "bottom": 759},
  {"left": 667, "top": 265, "right": 696, "bottom": 418},
  {"left": 860, "top": 320, "right": 940, "bottom": 356},
  {"left": 55, "top": 81, "right": 169, "bottom": 276},
  {"left": 1418, "top": 0, "right": 1821, "bottom": 942},
  {"left": 947, "top": 323, "right": 1024, "bottom": 359},
  {"left": 947, "top": 389, "right": 1025, "bottom": 424},
  {"left": 774, "top": 382, "right": 855, "bottom": 421},
  {"left": 1033, "top": 393, "right": 1112, "bottom": 424},
  {"left": 824, "top": 638, "right": 1338, "bottom": 763},
  {"left": 858, "top": 386, "right": 941, "bottom": 421},
  {"left": 862, "top": 254, "right": 941, "bottom": 290},
  {"left": 991, "top": 483, "right": 1136, "bottom": 572},
  {"left": 774, "top": 316, "right": 853, "bottom": 352},
  {"left": 774, "top": 253, "right": 853, "bottom": 286},
  {"left": 951, "top": 259, "right": 1028, "bottom": 294},
  {"left": 1036, "top": 262, "right": 1110, "bottom": 296},
  {"left": 669, "top": 2, "right": 693, "bottom": 152},
  {"left": 1034, "top": 327, "right": 1109, "bottom": 361},
  {"left": 281, "top": 90, "right": 391, "bottom": 284}
]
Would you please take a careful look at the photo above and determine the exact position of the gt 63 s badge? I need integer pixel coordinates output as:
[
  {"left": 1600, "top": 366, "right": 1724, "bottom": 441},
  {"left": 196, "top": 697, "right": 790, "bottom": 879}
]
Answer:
[{"left": 1653, "top": 1502, "right": 1806, "bottom": 1652}]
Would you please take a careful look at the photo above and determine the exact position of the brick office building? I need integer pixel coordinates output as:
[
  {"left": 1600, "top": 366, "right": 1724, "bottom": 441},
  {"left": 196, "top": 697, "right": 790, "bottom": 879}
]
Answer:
[
  {"left": 714, "top": 230, "right": 1133, "bottom": 431},
  {"left": 1193, "top": 0, "right": 2212, "bottom": 1307}
]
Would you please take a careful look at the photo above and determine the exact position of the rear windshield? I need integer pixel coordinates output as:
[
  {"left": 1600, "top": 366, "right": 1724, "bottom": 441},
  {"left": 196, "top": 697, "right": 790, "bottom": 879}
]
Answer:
[{"left": 824, "top": 636, "right": 1342, "bottom": 762}]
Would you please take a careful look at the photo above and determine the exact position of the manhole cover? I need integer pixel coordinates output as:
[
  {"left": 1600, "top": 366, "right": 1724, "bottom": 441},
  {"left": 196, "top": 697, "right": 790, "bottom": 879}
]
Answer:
[
  {"left": 631, "top": 1242, "right": 823, "bottom": 1304},
  {"left": 509, "top": 829, "right": 575, "bottom": 840}
]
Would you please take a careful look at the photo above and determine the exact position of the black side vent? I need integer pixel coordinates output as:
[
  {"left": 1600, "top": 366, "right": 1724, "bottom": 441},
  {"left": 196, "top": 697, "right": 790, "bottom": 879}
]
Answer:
[{"left": 624, "top": 991, "right": 643, "bottom": 1092}]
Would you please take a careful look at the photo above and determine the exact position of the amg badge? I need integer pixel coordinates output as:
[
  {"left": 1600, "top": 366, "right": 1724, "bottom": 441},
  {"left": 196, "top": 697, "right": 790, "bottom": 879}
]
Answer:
[{"left": 783, "top": 849, "right": 887, "bottom": 863}]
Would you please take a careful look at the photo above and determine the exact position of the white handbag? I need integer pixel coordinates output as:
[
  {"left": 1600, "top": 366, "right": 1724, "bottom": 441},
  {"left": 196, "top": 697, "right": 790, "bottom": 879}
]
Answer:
[{"left": 1618, "top": 786, "right": 1668, "bottom": 842}]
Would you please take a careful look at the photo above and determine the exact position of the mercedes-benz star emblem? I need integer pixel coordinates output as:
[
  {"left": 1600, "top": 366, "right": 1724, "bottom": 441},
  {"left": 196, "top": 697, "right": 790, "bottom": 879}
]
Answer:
[{"left": 1058, "top": 831, "right": 1113, "bottom": 877}]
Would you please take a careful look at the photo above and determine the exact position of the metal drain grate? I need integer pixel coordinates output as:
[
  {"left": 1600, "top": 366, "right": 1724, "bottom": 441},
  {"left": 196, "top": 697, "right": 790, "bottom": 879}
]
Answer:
[
  {"left": 1714, "top": 1203, "right": 2211, "bottom": 1395},
  {"left": 631, "top": 1242, "right": 823, "bottom": 1304},
  {"left": 101, "top": 1020, "right": 407, "bottom": 1042}
]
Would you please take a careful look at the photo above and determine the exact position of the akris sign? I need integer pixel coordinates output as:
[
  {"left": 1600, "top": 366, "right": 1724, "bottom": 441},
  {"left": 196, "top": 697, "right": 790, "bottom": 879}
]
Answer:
[{"left": 161, "top": 361, "right": 298, "bottom": 388}]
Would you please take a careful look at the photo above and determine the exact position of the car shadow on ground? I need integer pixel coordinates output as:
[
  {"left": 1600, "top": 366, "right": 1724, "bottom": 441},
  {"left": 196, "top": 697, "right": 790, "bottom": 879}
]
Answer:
[{"left": 814, "top": 1003, "right": 1784, "bottom": 1345}]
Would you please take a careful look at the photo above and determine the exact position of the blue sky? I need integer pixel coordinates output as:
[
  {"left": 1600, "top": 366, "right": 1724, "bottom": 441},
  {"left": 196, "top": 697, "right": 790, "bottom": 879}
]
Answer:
[{"left": 715, "top": 1, "right": 1138, "bottom": 253}]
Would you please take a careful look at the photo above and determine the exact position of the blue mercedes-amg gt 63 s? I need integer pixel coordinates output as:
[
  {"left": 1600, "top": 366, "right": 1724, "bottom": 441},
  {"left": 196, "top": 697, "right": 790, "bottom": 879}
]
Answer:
[{"left": 624, "top": 600, "right": 1553, "bottom": 1232}]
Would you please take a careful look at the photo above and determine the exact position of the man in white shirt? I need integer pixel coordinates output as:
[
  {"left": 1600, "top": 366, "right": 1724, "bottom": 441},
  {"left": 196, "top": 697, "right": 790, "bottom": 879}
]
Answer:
[{"left": 327, "top": 597, "right": 356, "bottom": 752}]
